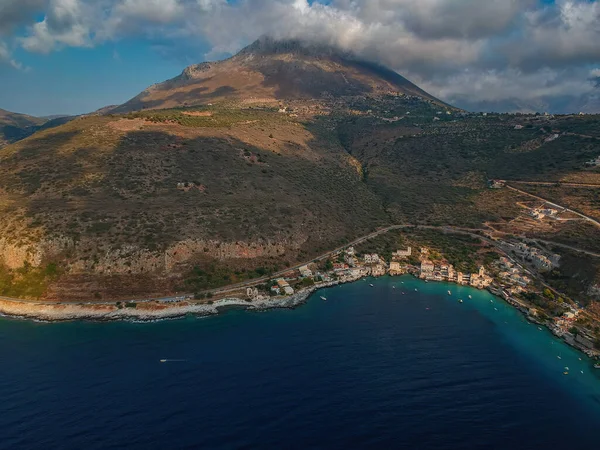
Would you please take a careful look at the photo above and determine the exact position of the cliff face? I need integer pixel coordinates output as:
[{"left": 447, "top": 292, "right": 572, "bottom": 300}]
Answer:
[{"left": 0, "top": 236, "right": 290, "bottom": 275}]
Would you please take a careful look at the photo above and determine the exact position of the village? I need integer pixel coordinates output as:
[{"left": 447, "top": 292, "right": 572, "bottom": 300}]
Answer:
[{"left": 254, "top": 237, "right": 599, "bottom": 360}]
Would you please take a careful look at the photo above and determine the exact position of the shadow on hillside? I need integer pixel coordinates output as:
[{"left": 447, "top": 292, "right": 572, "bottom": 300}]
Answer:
[
  {"left": 256, "top": 59, "right": 374, "bottom": 99},
  {"left": 10, "top": 127, "right": 387, "bottom": 258},
  {"left": 113, "top": 85, "right": 238, "bottom": 113}
]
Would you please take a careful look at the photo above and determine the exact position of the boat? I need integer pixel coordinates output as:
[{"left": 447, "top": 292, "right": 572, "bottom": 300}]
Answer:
[
  {"left": 320, "top": 296, "right": 327, "bottom": 301},
  {"left": 594, "top": 363, "right": 600, "bottom": 369},
  {"left": 458, "top": 299, "right": 463, "bottom": 303},
  {"left": 369, "top": 284, "right": 374, "bottom": 287},
  {"left": 160, "top": 359, "right": 167, "bottom": 363},
  {"left": 494, "top": 307, "right": 498, "bottom": 311},
  {"left": 557, "top": 355, "right": 562, "bottom": 360},
  {"left": 563, "top": 371, "right": 569, "bottom": 375},
  {"left": 538, "top": 327, "right": 543, "bottom": 331},
  {"left": 581, "top": 370, "right": 584, "bottom": 374},
  {"left": 392, "top": 286, "right": 396, "bottom": 289},
  {"left": 447, "top": 290, "right": 451, "bottom": 295},
  {"left": 415, "top": 288, "right": 418, "bottom": 292},
  {"left": 468, "top": 295, "right": 472, "bottom": 299},
  {"left": 565, "top": 367, "right": 570, "bottom": 371}
]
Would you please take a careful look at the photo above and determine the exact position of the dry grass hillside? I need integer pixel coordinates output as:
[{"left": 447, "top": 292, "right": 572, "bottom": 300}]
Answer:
[
  {"left": 0, "top": 40, "right": 598, "bottom": 301},
  {"left": 112, "top": 38, "right": 447, "bottom": 114}
]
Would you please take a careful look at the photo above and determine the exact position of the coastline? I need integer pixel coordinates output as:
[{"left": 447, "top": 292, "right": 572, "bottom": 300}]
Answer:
[
  {"left": 0, "top": 280, "right": 345, "bottom": 323},
  {"left": 0, "top": 275, "right": 598, "bottom": 363}
]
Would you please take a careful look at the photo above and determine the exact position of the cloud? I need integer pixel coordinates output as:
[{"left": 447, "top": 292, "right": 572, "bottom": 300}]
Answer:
[
  {"left": 0, "top": 40, "right": 25, "bottom": 70},
  {"left": 2, "top": 0, "right": 600, "bottom": 111},
  {"left": 20, "top": 0, "right": 94, "bottom": 53},
  {"left": 0, "top": 0, "right": 46, "bottom": 36}
]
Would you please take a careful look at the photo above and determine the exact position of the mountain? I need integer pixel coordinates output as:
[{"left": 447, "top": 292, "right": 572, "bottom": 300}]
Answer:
[
  {"left": 0, "top": 109, "right": 77, "bottom": 149},
  {"left": 0, "top": 108, "right": 46, "bottom": 148},
  {"left": 111, "top": 37, "right": 447, "bottom": 114},
  {"left": 0, "top": 38, "right": 598, "bottom": 302}
]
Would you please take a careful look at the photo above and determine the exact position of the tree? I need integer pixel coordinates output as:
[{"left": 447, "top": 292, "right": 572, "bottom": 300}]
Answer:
[
  {"left": 569, "top": 327, "right": 579, "bottom": 336},
  {"left": 543, "top": 288, "right": 555, "bottom": 301}
]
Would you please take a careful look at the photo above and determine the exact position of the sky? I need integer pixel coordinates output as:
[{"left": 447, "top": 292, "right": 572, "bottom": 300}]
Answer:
[{"left": 1, "top": 0, "right": 600, "bottom": 116}]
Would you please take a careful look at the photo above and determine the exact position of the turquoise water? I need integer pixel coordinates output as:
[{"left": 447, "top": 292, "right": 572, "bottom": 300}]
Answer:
[{"left": 1, "top": 275, "right": 599, "bottom": 449}]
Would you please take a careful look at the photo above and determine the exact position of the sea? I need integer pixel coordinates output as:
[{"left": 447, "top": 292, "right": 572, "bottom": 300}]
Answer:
[{"left": 1, "top": 275, "right": 599, "bottom": 449}]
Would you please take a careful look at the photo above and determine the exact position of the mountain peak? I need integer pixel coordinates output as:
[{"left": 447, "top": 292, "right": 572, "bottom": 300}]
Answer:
[
  {"left": 111, "top": 37, "right": 448, "bottom": 113},
  {"left": 236, "top": 36, "right": 355, "bottom": 60}
]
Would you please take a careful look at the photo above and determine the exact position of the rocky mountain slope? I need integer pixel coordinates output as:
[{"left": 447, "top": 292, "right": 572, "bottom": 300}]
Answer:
[
  {"left": 0, "top": 39, "right": 598, "bottom": 302},
  {"left": 111, "top": 37, "right": 447, "bottom": 114}
]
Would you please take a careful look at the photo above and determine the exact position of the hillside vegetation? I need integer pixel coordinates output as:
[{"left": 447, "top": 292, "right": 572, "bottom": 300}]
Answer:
[{"left": 0, "top": 39, "right": 598, "bottom": 300}]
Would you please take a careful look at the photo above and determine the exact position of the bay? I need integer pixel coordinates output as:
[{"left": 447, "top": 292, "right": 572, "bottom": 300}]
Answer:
[{"left": 1, "top": 275, "right": 599, "bottom": 449}]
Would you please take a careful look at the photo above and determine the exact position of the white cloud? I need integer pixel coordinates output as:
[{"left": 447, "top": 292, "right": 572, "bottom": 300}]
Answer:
[
  {"left": 0, "top": 40, "right": 24, "bottom": 70},
  {"left": 2, "top": 0, "right": 600, "bottom": 110}
]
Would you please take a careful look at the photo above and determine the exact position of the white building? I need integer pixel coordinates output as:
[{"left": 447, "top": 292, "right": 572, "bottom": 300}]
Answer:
[
  {"left": 392, "top": 247, "right": 412, "bottom": 259},
  {"left": 298, "top": 265, "right": 313, "bottom": 278}
]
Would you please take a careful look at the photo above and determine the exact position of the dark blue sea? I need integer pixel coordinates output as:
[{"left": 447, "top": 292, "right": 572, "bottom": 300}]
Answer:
[{"left": 1, "top": 275, "right": 599, "bottom": 449}]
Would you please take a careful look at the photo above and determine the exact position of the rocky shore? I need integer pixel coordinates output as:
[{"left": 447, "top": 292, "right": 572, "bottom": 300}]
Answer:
[{"left": 0, "top": 282, "right": 338, "bottom": 323}]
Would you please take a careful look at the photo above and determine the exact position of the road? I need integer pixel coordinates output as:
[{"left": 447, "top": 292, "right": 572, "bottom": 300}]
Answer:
[
  {"left": 504, "top": 183, "right": 600, "bottom": 228},
  {"left": 1, "top": 223, "right": 596, "bottom": 306},
  {"left": 505, "top": 180, "right": 600, "bottom": 188}
]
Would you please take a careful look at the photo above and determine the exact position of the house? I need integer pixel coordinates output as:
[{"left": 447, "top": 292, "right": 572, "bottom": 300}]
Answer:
[
  {"left": 344, "top": 254, "right": 357, "bottom": 267},
  {"left": 420, "top": 260, "right": 434, "bottom": 278},
  {"left": 364, "top": 254, "right": 381, "bottom": 264},
  {"left": 470, "top": 266, "right": 493, "bottom": 288},
  {"left": 333, "top": 263, "right": 349, "bottom": 272},
  {"left": 275, "top": 278, "right": 294, "bottom": 295},
  {"left": 392, "top": 247, "right": 412, "bottom": 259},
  {"left": 389, "top": 261, "right": 406, "bottom": 274},
  {"left": 298, "top": 265, "right": 313, "bottom": 278}
]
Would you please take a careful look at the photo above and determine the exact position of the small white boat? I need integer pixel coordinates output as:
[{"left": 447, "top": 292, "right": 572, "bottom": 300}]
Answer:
[
  {"left": 369, "top": 284, "right": 374, "bottom": 287},
  {"left": 594, "top": 363, "right": 600, "bottom": 369},
  {"left": 468, "top": 295, "right": 472, "bottom": 299},
  {"left": 415, "top": 288, "right": 418, "bottom": 292},
  {"left": 581, "top": 370, "right": 584, "bottom": 374},
  {"left": 538, "top": 327, "right": 543, "bottom": 331},
  {"left": 494, "top": 307, "right": 498, "bottom": 311},
  {"left": 320, "top": 296, "right": 327, "bottom": 301},
  {"left": 392, "top": 286, "right": 396, "bottom": 289},
  {"left": 160, "top": 359, "right": 167, "bottom": 363},
  {"left": 565, "top": 367, "right": 570, "bottom": 371},
  {"left": 447, "top": 290, "right": 451, "bottom": 295},
  {"left": 458, "top": 299, "right": 463, "bottom": 303},
  {"left": 490, "top": 299, "right": 493, "bottom": 303},
  {"left": 557, "top": 355, "right": 562, "bottom": 360}
]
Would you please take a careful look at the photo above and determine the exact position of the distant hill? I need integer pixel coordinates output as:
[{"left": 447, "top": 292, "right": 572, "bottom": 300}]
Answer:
[
  {"left": 111, "top": 37, "right": 448, "bottom": 114},
  {"left": 0, "top": 109, "right": 76, "bottom": 148},
  {"left": 0, "top": 108, "right": 46, "bottom": 148}
]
